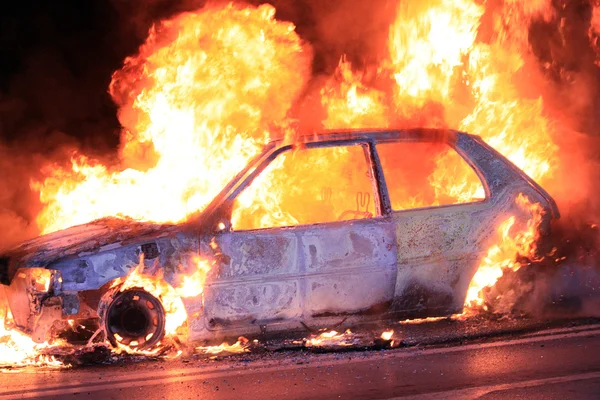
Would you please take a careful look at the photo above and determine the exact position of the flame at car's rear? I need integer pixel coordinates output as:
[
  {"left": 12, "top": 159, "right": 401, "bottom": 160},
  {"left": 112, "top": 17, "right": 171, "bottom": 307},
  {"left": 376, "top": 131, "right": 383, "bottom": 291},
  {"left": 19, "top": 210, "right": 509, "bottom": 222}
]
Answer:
[{"left": 464, "top": 194, "right": 546, "bottom": 311}]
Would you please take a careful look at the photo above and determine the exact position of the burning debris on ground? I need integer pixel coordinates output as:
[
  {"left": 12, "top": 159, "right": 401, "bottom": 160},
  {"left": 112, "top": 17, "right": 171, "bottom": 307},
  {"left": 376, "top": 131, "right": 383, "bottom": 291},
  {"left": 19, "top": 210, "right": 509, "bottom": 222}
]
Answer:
[
  {"left": 5, "top": 314, "right": 598, "bottom": 373},
  {"left": 0, "top": 0, "right": 599, "bottom": 372}
]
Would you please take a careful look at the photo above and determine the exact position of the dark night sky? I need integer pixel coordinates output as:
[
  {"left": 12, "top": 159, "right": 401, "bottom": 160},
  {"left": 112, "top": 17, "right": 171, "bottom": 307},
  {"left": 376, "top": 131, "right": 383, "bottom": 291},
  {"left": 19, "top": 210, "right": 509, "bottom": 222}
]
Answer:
[{"left": 0, "top": 0, "right": 181, "bottom": 151}]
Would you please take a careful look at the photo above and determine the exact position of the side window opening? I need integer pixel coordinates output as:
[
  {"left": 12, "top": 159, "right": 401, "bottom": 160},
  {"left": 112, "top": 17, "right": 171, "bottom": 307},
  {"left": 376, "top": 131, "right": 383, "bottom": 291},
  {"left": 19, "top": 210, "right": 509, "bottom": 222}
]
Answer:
[
  {"left": 231, "top": 143, "right": 377, "bottom": 230},
  {"left": 376, "top": 141, "right": 485, "bottom": 211}
]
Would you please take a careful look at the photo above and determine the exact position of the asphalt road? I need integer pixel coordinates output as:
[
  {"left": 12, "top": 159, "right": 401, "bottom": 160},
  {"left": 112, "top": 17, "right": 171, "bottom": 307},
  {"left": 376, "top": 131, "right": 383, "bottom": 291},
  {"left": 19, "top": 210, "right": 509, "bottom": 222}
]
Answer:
[{"left": 2, "top": 323, "right": 600, "bottom": 399}]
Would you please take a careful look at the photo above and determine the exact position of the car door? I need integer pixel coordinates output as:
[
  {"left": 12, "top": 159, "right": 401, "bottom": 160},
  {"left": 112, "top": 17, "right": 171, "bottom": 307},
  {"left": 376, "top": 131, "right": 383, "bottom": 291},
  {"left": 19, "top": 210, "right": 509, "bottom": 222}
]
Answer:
[
  {"left": 373, "top": 138, "right": 492, "bottom": 316},
  {"left": 202, "top": 140, "right": 398, "bottom": 331}
]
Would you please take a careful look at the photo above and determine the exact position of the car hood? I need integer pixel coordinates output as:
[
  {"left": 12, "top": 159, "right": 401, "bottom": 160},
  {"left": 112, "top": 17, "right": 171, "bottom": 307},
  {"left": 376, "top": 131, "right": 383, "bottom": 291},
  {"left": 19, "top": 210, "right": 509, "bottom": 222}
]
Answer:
[{"left": 3, "top": 217, "right": 175, "bottom": 268}]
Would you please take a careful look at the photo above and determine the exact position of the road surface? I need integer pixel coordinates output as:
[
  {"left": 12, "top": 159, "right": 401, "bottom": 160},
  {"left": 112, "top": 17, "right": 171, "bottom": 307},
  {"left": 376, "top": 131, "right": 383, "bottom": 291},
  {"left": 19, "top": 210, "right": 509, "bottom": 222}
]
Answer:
[{"left": 1, "top": 323, "right": 600, "bottom": 399}]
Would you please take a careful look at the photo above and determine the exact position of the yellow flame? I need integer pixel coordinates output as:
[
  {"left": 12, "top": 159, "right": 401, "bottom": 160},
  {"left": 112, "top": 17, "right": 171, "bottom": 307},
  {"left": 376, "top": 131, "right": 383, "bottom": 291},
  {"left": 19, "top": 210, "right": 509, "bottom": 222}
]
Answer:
[
  {"left": 464, "top": 194, "right": 545, "bottom": 309},
  {"left": 0, "top": 288, "right": 66, "bottom": 369},
  {"left": 381, "top": 330, "right": 394, "bottom": 341},
  {"left": 196, "top": 337, "right": 250, "bottom": 355},
  {"left": 111, "top": 252, "right": 214, "bottom": 353},
  {"left": 34, "top": 3, "right": 312, "bottom": 234},
  {"left": 305, "top": 329, "right": 354, "bottom": 347}
]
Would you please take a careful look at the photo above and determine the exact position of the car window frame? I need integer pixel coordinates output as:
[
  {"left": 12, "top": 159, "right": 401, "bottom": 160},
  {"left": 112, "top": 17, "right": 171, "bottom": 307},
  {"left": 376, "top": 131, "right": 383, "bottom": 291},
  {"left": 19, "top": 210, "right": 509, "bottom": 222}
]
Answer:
[
  {"left": 371, "top": 137, "right": 490, "bottom": 215},
  {"left": 223, "top": 139, "right": 387, "bottom": 232}
]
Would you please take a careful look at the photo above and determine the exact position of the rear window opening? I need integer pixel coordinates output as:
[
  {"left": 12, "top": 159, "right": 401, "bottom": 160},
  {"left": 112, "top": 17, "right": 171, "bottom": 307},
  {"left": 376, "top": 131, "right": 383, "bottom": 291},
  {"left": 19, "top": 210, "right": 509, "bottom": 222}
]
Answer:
[{"left": 376, "top": 141, "right": 485, "bottom": 211}]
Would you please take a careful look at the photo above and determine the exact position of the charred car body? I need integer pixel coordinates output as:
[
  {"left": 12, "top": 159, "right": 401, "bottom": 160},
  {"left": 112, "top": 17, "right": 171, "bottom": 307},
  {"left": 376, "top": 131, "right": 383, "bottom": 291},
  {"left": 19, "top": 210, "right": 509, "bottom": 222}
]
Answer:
[{"left": 0, "top": 129, "right": 559, "bottom": 348}]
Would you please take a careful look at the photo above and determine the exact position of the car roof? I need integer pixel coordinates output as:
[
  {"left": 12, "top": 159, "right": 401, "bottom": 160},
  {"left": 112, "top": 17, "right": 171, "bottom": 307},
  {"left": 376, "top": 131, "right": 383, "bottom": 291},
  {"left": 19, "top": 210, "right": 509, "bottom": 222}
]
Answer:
[
  {"left": 266, "top": 128, "right": 471, "bottom": 149},
  {"left": 187, "top": 128, "right": 480, "bottom": 229}
]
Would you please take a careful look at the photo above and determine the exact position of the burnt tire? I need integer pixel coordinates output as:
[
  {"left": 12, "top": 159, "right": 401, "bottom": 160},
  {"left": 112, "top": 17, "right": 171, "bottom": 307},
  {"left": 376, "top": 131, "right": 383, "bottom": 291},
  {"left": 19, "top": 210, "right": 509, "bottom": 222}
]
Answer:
[{"left": 100, "top": 288, "right": 166, "bottom": 349}]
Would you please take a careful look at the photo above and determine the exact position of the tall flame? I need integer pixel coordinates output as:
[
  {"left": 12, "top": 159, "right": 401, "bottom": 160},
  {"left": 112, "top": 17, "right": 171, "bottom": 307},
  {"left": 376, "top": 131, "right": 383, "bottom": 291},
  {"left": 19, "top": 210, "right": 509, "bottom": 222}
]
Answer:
[
  {"left": 389, "top": 0, "right": 484, "bottom": 113},
  {"left": 320, "top": 57, "right": 388, "bottom": 129},
  {"left": 33, "top": 3, "right": 312, "bottom": 234}
]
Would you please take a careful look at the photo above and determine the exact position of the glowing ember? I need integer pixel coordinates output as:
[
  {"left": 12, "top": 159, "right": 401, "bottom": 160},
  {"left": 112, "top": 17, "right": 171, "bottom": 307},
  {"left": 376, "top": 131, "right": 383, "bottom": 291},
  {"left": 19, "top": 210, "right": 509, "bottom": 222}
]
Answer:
[
  {"left": 400, "top": 316, "right": 451, "bottom": 325},
  {"left": 380, "top": 330, "right": 394, "bottom": 341},
  {"left": 29, "top": 269, "right": 51, "bottom": 292},
  {"left": 305, "top": 329, "right": 355, "bottom": 347},
  {"left": 196, "top": 337, "right": 251, "bottom": 355}
]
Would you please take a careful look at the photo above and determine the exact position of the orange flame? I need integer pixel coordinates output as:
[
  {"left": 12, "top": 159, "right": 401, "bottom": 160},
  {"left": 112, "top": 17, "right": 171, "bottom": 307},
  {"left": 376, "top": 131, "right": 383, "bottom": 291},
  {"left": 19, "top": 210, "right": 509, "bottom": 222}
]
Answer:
[
  {"left": 113, "top": 258, "right": 186, "bottom": 338},
  {"left": 320, "top": 57, "right": 388, "bottom": 129},
  {"left": 464, "top": 194, "right": 545, "bottom": 310},
  {"left": 108, "top": 253, "right": 213, "bottom": 353},
  {"left": 400, "top": 316, "right": 450, "bottom": 325},
  {"left": 305, "top": 329, "right": 355, "bottom": 347},
  {"left": 389, "top": 0, "right": 484, "bottom": 113},
  {"left": 320, "top": 0, "right": 557, "bottom": 209},
  {"left": 196, "top": 337, "right": 251, "bottom": 355},
  {"left": 0, "top": 288, "right": 66, "bottom": 369},
  {"left": 320, "top": 0, "right": 558, "bottom": 315},
  {"left": 33, "top": 3, "right": 312, "bottom": 234}
]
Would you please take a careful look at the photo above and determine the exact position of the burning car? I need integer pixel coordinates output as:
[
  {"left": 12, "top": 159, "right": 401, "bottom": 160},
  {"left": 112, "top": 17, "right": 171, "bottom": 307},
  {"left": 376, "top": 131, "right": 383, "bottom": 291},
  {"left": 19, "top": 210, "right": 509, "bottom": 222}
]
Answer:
[{"left": 0, "top": 128, "right": 558, "bottom": 349}]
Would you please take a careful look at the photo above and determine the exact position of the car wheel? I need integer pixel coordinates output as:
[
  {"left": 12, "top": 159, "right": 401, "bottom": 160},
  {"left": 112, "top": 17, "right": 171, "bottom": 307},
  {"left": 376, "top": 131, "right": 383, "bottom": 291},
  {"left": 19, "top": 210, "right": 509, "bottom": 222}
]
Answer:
[{"left": 99, "top": 288, "right": 166, "bottom": 349}]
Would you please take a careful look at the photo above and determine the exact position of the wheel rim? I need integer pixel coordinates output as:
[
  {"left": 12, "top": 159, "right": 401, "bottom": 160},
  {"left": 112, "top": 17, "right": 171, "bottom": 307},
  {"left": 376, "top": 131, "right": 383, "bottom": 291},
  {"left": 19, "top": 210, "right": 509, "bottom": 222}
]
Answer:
[{"left": 104, "top": 288, "right": 165, "bottom": 349}]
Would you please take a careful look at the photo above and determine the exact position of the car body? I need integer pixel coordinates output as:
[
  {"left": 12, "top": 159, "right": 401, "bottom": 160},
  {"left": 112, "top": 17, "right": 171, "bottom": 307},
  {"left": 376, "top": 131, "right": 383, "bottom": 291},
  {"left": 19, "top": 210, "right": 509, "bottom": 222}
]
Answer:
[{"left": 0, "top": 128, "right": 559, "bottom": 346}]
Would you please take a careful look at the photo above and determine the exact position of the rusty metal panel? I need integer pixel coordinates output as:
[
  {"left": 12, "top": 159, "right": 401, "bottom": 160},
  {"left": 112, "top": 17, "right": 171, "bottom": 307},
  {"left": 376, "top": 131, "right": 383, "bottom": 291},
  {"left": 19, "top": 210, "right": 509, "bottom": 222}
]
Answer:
[
  {"left": 394, "top": 208, "right": 480, "bottom": 263},
  {"left": 213, "top": 233, "right": 298, "bottom": 278},
  {"left": 203, "top": 231, "right": 301, "bottom": 326},
  {"left": 205, "top": 281, "right": 299, "bottom": 323},
  {"left": 301, "top": 219, "right": 397, "bottom": 315},
  {"left": 390, "top": 205, "right": 488, "bottom": 315},
  {"left": 52, "top": 233, "right": 197, "bottom": 291},
  {"left": 384, "top": 132, "right": 558, "bottom": 317}
]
